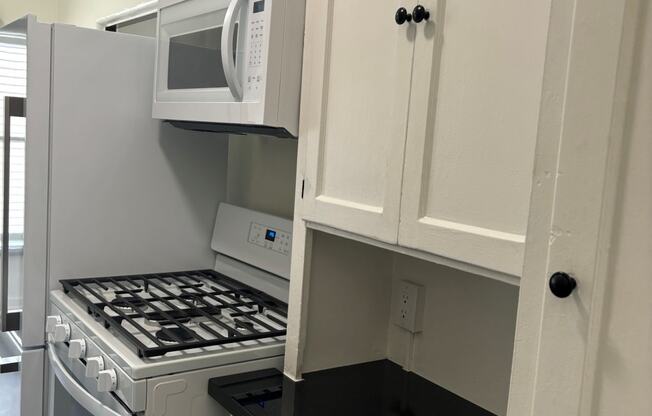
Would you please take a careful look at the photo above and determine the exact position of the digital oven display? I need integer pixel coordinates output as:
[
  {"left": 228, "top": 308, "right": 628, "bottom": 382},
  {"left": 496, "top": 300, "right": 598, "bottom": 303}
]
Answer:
[
  {"left": 265, "top": 229, "right": 277, "bottom": 242},
  {"left": 253, "top": 0, "right": 265, "bottom": 13}
]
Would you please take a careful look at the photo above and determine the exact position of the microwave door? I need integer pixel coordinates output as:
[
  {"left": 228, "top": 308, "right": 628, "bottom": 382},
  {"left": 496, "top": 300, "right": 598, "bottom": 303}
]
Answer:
[
  {"left": 160, "top": 0, "right": 246, "bottom": 104},
  {"left": 167, "top": 27, "right": 231, "bottom": 91}
]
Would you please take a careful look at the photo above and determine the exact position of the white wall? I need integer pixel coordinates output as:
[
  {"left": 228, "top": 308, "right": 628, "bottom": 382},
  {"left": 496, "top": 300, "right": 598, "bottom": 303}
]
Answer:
[
  {"left": 301, "top": 232, "right": 393, "bottom": 372},
  {"left": 226, "top": 135, "right": 297, "bottom": 219},
  {"left": 300, "top": 231, "right": 518, "bottom": 416},
  {"left": 593, "top": 2, "right": 652, "bottom": 414},
  {"left": 388, "top": 256, "right": 518, "bottom": 416}
]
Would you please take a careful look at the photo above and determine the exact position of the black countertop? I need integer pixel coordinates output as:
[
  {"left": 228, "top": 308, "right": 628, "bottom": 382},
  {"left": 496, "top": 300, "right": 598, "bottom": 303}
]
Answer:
[{"left": 209, "top": 360, "right": 496, "bottom": 416}]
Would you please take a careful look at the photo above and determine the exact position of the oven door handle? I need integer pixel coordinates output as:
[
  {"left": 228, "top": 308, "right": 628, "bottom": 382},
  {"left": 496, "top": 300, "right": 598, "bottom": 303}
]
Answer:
[
  {"left": 47, "top": 346, "right": 122, "bottom": 416},
  {"left": 221, "top": 0, "right": 245, "bottom": 100}
]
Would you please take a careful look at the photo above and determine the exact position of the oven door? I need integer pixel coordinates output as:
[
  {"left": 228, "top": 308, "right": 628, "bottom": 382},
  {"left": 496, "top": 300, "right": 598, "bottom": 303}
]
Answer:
[
  {"left": 46, "top": 344, "right": 136, "bottom": 416},
  {"left": 155, "top": 0, "right": 249, "bottom": 105}
]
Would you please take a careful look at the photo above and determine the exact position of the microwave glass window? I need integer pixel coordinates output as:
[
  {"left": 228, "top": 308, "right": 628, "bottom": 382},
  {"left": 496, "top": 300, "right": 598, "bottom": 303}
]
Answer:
[
  {"left": 168, "top": 25, "right": 238, "bottom": 90},
  {"left": 253, "top": 1, "right": 265, "bottom": 13}
]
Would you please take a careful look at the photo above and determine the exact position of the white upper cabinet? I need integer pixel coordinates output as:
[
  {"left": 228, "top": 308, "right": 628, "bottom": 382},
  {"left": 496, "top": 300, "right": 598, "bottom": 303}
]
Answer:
[
  {"left": 300, "top": 0, "right": 551, "bottom": 276},
  {"left": 300, "top": 0, "right": 414, "bottom": 243},
  {"left": 398, "top": 0, "right": 551, "bottom": 276}
]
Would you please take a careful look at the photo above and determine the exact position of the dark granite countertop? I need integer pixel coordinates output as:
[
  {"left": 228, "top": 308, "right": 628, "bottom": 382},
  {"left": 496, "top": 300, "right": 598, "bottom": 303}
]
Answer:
[{"left": 209, "top": 360, "right": 496, "bottom": 416}]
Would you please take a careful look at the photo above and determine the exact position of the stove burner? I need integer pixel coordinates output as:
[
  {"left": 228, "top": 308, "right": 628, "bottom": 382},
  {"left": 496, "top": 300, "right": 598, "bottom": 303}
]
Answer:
[
  {"left": 156, "top": 327, "right": 197, "bottom": 344},
  {"left": 111, "top": 296, "right": 147, "bottom": 310},
  {"left": 145, "top": 311, "right": 191, "bottom": 326},
  {"left": 235, "top": 319, "right": 256, "bottom": 331},
  {"left": 179, "top": 293, "right": 204, "bottom": 306}
]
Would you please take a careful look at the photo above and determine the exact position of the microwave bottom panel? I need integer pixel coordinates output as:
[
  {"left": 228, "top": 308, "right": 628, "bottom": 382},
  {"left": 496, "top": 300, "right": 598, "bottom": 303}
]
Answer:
[{"left": 168, "top": 121, "right": 297, "bottom": 139}]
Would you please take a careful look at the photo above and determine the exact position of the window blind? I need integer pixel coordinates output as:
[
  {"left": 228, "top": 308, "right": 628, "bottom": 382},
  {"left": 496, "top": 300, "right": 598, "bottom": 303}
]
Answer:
[{"left": 0, "top": 36, "right": 27, "bottom": 249}]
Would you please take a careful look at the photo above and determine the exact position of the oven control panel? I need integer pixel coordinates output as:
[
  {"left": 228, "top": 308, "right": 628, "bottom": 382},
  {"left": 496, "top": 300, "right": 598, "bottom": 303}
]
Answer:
[
  {"left": 212, "top": 203, "right": 292, "bottom": 280},
  {"left": 248, "top": 222, "right": 291, "bottom": 255},
  {"left": 46, "top": 304, "right": 147, "bottom": 413}
]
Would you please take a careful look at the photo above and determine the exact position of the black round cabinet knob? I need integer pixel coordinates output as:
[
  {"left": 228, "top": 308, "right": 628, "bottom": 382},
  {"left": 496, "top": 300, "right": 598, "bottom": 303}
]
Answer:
[
  {"left": 549, "top": 272, "right": 577, "bottom": 298},
  {"left": 395, "top": 7, "right": 412, "bottom": 25},
  {"left": 412, "top": 5, "right": 430, "bottom": 23}
]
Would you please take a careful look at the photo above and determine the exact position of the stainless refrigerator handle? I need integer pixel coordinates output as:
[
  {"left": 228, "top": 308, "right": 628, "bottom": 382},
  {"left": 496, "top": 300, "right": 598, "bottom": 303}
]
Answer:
[{"left": 2, "top": 96, "right": 25, "bottom": 332}]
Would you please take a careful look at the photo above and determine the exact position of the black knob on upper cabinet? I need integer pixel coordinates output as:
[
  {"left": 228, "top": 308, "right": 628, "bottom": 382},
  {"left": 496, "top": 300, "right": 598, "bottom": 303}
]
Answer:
[
  {"left": 549, "top": 272, "right": 577, "bottom": 298},
  {"left": 412, "top": 5, "right": 430, "bottom": 23},
  {"left": 395, "top": 7, "right": 412, "bottom": 25}
]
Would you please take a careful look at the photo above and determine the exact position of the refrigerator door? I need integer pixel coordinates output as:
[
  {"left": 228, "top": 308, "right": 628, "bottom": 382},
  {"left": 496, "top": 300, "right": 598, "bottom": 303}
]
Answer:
[
  {"left": 0, "top": 15, "right": 52, "bottom": 350},
  {"left": 21, "top": 348, "right": 45, "bottom": 416}
]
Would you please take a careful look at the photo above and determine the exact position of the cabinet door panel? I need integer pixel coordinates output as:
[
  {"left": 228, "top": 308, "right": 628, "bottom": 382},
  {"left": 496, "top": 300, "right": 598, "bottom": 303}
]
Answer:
[
  {"left": 399, "top": 0, "right": 551, "bottom": 275},
  {"left": 301, "top": 0, "right": 414, "bottom": 243}
]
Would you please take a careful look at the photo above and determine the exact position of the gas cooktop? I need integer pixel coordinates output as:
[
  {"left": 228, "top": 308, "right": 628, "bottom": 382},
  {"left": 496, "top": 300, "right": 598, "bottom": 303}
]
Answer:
[{"left": 60, "top": 270, "right": 288, "bottom": 358}]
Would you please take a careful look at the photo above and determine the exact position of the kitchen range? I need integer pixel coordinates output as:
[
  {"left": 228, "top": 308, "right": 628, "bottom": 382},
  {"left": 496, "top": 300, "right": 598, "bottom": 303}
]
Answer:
[{"left": 47, "top": 204, "right": 293, "bottom": 416}]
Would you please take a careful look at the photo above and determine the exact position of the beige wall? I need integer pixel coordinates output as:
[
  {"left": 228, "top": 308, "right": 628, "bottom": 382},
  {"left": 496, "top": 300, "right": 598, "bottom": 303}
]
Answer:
[
  {"left": 0, "top": 0, "right": 58, "bottom": 26},
  {"left": 0, "top": 0, "right": 145, "bottom": 28},
  {"left": 56, "top": 0, "right": 148, "bottom": 28},
  {"left": 593, "top": 1, "right": 652, "bottom": 414}
]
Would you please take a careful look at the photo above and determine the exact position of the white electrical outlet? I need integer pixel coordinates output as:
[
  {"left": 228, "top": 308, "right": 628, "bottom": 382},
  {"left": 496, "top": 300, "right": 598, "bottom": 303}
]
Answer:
[{"left": 393, "top": 280, "right": 425, "bottom": 333}]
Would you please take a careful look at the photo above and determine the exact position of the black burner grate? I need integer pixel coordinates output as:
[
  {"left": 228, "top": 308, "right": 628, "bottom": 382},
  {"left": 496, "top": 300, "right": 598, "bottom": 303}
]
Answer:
[{"left": 60, "top": 270, "right": 287, "bottom": 358}]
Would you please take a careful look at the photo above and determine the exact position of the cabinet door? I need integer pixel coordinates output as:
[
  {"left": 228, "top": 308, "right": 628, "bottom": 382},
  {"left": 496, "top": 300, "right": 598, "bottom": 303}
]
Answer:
[
  {"left": 301, "top": 0, "right": 414, "bottom": 243},
  {"left": 398, "top": 0, "right": 551, "bottom": 275}
]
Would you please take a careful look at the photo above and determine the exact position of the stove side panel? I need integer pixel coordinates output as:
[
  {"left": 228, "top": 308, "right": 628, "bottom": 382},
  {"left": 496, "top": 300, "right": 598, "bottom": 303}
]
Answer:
[{"left": 144, "top": 356, "right": 283, "bottom": 416}]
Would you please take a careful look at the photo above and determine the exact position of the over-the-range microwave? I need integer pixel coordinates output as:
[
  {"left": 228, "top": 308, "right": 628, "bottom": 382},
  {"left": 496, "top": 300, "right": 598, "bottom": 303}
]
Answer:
[{"left": 153, "top": 0, "right": 305, "bottom": 138}]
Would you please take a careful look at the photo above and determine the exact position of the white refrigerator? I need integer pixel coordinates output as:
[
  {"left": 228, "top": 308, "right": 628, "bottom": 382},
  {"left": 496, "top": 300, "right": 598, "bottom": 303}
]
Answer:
[{"left": 0, "top": 15, "right": 230, "bottom": 416}]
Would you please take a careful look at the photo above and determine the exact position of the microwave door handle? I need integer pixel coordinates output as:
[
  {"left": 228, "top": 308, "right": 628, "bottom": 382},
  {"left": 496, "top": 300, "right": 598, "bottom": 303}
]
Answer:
[
  {"left": 1, "top": 96, "right": 24, "bottom": 333},
  {"left": 221, "top": 0, "right": 245, "bottom": 100}
]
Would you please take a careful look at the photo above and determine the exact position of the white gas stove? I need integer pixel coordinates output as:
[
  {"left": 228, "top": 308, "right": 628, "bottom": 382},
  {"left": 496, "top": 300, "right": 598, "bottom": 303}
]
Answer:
[{"left": 46, "top": 204, "right": 292, "bottom": 416}]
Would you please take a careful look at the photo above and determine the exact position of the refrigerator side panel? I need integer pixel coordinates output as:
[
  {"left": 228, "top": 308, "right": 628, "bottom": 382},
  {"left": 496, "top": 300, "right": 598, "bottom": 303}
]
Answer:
[
  {"left": 22, "top": 18, "right": 52, "bottom": 348},
  {"left": 48, "top": 25, "right": 228, "bottom": 284}
]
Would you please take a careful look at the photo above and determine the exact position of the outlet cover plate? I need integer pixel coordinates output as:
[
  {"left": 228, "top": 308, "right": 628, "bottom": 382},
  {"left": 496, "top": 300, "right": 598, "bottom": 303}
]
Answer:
[{"left": 393, "top": 280, "right": 425, "bottom": 333}]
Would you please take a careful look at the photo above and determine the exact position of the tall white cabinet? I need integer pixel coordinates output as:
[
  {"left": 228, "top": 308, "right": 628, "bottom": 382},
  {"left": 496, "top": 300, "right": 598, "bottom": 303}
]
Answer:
[
  {"left": 300, "top": 0, "right": 551, "bottom": 276},
  {"left": 289, "top": 0, "right": 640, "bottom": 415}
]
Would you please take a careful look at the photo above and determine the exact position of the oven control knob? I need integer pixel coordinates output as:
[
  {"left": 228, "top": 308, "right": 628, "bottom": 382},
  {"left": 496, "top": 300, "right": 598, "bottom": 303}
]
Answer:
[
  {"left": 46, "top": 315, "right": 62, "bottom": 334},
  {"left": 85, "top": 357, "right": 105, "bottom": 378},
  {"left": 97, "top": 369, "right": 118, "bottom": 392},
  {"left": 53, "top": 323, "right": 71, "bottom": 343},
  {"left": 68, "top": 339, "right": 87, "bottom": 359}
]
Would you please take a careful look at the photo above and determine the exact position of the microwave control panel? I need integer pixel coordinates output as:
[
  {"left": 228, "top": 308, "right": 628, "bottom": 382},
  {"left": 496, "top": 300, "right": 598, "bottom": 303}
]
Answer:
[
  {"left": 244, "top": 0, "right": 267, "bottom": 98},
  {"left": 247, "top": 21, "right": 264, "bottom": 67}
]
